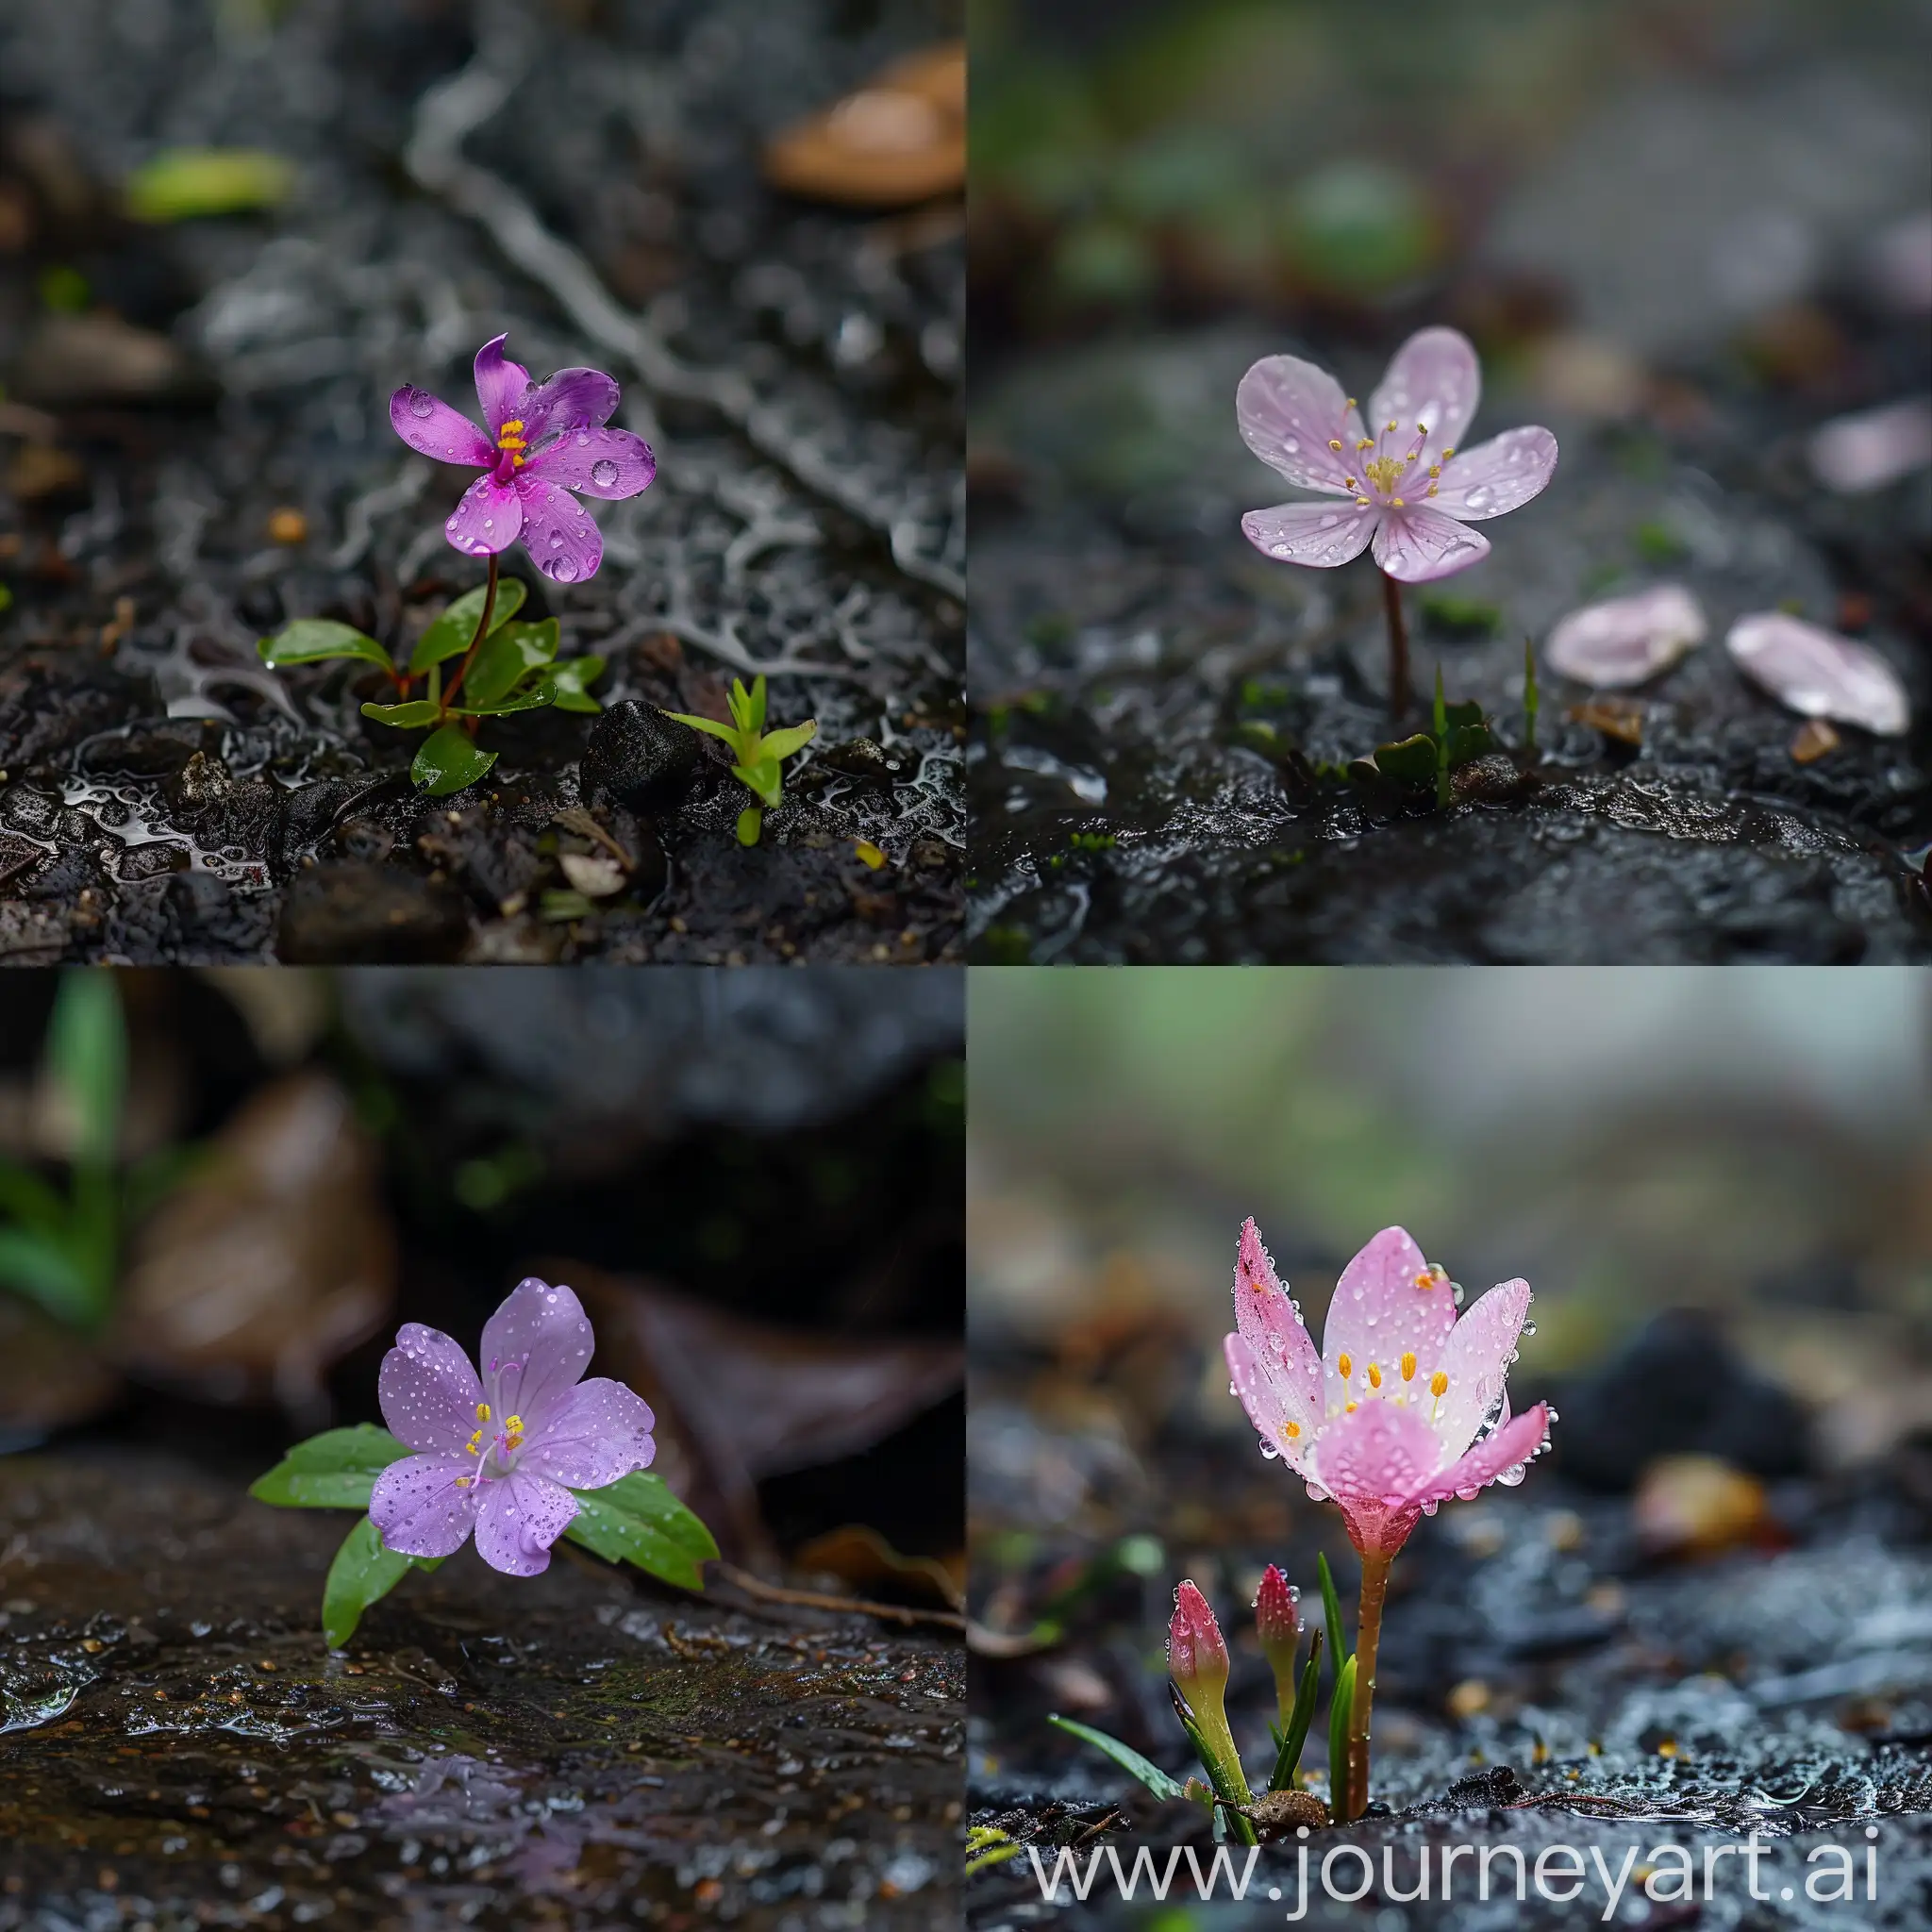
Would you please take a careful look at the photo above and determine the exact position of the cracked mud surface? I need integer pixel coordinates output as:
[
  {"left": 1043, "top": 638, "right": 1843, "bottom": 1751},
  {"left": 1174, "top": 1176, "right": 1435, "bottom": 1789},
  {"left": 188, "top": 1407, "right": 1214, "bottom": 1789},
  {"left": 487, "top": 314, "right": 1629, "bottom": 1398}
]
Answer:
[{"left": 0, "top": 0, "right": 963, "bottom": 963}]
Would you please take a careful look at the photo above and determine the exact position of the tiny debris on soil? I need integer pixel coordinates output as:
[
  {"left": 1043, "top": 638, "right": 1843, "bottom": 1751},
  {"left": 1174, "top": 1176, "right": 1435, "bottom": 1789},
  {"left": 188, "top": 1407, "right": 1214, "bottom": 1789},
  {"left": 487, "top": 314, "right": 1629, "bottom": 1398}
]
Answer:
[
  {"left": 0, "top": 0, "right": 962, "bottom": 963},
  {"left": 0, "top": 1454, "right": 964, "bottom": 1930}
]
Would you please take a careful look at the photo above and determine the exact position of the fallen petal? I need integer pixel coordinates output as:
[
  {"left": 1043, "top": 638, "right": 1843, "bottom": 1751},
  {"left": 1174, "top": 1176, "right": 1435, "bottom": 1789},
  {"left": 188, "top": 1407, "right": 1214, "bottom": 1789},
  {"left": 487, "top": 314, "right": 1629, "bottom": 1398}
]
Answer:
[
  {"left": 1807, "top": 396, "right": 1932, "bottom": 494},
  {"left": 1725, "top": 611, "right": 1910, "bottom": 737},
  {"left": 1866, "top": 209, "right": 1932, "bottom": 316},
  {"left": 1544, "top": 584, "right": 1707, "bottom": 687}
]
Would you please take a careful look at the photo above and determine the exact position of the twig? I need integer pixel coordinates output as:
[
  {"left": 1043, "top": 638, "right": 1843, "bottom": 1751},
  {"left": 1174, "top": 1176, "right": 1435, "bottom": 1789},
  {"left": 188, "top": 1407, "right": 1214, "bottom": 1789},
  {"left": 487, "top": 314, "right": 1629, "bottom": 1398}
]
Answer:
[{"left": 713, "top": 1560, "right": 965, "bottom": 1632}]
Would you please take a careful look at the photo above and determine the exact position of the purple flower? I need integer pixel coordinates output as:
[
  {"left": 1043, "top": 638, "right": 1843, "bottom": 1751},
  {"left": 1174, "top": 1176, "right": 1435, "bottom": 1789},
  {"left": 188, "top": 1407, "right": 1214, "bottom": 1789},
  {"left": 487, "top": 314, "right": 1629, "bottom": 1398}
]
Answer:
[
  {"left": 390, "top": 335, "right": 657, "bottom": 586},
  {"left": 1238, "top": 326, "right": 1557, "bottom": 583},
  {"left": 370, "top": 1277, "right": 656, "bottom": 1576}
]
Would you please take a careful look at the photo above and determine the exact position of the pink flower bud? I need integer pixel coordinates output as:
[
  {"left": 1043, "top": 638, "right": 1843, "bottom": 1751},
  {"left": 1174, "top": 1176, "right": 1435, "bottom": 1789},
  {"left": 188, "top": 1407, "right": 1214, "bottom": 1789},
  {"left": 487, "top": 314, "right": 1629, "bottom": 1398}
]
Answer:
[
  {"left": 1254, "top": 1563, "right": 1303, "bottom": 1717},
  {"left": 1168, "top": 1580, "right": 1229, "bottom": 1704}
]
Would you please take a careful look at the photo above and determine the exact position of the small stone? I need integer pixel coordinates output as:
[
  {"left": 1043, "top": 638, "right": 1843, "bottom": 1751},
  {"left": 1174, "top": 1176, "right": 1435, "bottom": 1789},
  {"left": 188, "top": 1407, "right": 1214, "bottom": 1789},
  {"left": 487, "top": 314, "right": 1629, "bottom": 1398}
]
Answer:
[
  {"left": 1237, "top": 1789, "right": 1328, "bottom": 1838},
  {"left": 276, "top": 862, "right": 470, "bottom": 963},
  {"left": 266, "top": 508, "right": 308, "bottom": 545},
  {"left": 1566, "top": 696, "right": 1645, "bottom": 746},
  {"left": 816, "top": 738, "right": 912, "bottom": 785},
  {"left": 1789, "top": 718, "right": 1840, "bottom": 763},
  {"left": 1725, "top": 610, "right": 1909, "bottom": 736},
  {"left": 1632, "top": 1454, "right": 1768, "bottom": 1557},
  {"left": 558, "top": 851, "right": 625, "bottom": 898},
  {"left": 1544, "top": 584, "right": 1707, "bottom": 687},
  {"left": 578, "top": 702, "right": 699, "bottom": 815},
  {"left": 1446, "top": 1679, "right": 1491, "bottom": 1719}
]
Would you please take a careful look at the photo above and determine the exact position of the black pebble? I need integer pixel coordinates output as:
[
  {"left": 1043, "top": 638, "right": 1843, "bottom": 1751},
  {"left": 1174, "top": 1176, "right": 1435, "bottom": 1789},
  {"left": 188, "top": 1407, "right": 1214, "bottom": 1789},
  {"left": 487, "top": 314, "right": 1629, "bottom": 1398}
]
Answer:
[{"left": 579, "top": 701, "right": 700, "bottom": 815}]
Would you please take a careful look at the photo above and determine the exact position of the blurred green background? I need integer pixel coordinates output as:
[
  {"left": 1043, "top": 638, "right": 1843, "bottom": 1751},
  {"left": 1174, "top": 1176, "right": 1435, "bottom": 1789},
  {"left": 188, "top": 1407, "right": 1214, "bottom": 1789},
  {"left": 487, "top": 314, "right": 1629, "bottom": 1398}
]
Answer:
[{"left": 970, "top": 968, "right": 1932, "bottom": 1461}]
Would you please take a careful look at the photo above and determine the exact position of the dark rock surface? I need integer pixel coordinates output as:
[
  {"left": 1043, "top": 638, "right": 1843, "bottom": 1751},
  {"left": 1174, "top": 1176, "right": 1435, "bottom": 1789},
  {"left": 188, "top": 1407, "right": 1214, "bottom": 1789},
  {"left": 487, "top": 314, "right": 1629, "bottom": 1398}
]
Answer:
[{"left": 0, "top": 1454, "right": 963, "bottom": 1930}]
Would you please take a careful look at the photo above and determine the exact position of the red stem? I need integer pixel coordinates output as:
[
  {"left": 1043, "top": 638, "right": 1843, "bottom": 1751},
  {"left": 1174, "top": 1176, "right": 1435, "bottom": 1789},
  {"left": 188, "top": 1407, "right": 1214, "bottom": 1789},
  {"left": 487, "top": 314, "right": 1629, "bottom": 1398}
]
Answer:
[
  {"left": 1380, "top": 569, "right": 1410, "bottom": 722},
  {"left": 439, "top": 551, "right": 499, "bottom": 715}
]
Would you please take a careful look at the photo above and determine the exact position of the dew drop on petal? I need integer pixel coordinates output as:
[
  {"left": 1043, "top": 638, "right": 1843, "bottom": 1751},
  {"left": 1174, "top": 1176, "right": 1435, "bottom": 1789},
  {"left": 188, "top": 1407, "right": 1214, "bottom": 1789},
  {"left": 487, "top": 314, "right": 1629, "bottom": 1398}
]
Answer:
[
  {"left": 591, "top": 458, "right": 619, "bottom": 488},
  {"left": 409, "top": 391, "right": 434, "bottom": 418},
  {"left": 549, "top": 531, "right": 563, "bottom": 549},
  {"left": 552, "top": 557, "right": 578, "bottom": 583},
  {"left": 576, "top": 431, "right": 591, "bottom": 445},
  {"left": 482, "top": 519, "right": 494, "bottom": 531}
]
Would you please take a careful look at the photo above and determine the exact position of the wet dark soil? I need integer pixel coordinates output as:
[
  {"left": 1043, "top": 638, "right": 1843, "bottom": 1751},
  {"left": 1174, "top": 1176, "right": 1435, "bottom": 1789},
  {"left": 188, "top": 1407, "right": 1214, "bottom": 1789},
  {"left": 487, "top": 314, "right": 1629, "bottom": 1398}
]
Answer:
[
  {"left": 0, "top": 1454, "right": 964, "bottom": 1929},
  {"left": 0, "top": 0, "right": 963, "bottom": 963}
]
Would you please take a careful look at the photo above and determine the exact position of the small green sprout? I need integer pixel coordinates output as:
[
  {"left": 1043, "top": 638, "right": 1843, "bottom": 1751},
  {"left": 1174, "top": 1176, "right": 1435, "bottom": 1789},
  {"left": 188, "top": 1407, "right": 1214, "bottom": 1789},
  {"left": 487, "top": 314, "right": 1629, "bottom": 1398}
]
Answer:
[
  {"left": 663, "top": 676, "right": 817, "bottom": 846},
  {"left": 1524, "top": 634, "right": 1540, "bottom": 758},
  {"left": 258, "top": 558, "right": 606, "bottom": 796}
]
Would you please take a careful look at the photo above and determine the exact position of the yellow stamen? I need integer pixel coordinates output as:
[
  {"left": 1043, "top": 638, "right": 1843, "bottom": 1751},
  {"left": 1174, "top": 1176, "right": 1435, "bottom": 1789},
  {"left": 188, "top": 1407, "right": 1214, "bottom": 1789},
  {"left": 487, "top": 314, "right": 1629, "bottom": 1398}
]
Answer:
[
  {"left": 1401, "top": 1351, "right": 1417, "bottom": 1381},
  {"left": 1338, "top": 1353, "right": 1353, "bottom": 1380},
  {"left": 1368, "top": 1362, "right": 1383, "bottom": 1389},
  {"left": 1441, "top": 447, "right": 1456, "bottom": 459},
  {"left": 1430, "top": 1371, "right": 1448, "bottom": 1397},
  {"left": 1345, "top": 1400, "right": 1358, "bottom": 1413},
  {"left": 455, "top": 1475, "right": 471, "bottom": 1489},
  {"left": 1345, "top": 396, "right": 1357, "bottom": 408},
  {"left": 1343, "top": 475, "right": 1357, "bottom": 488},
  {"left": 1355, "top": 496, "right": 1371, "bottom": 508},
  {"left": 506, "top": 1414, "right": 523, "bottom": 1432},
  {"left": 475, "top": 1403, "right": 491, "bottom": 1422},
  {"left": 1391, "top": 496, "right": 1406, "bottom": 507},
  {"left": 1387, "top": 420, "right": 1398, "bottom": 432},
  {"left": 1285, "top": 1420, "right": 1302, "bottom": 1440},
  {"left": 1328, "top": 439, "right": 1343, "bottom": 451},
  {"left": 465, "top": 1431, "right": 481, "bottom": 1456},
  {"left": 1417, "top": 424, "right": 1429, "bottom": 436},
  {"left": 1414, "top": 1270, "right": 1436, "bottom": 1291},
  {"left": 1427, "top": 485, "right": 1438, "bottom": 496}
]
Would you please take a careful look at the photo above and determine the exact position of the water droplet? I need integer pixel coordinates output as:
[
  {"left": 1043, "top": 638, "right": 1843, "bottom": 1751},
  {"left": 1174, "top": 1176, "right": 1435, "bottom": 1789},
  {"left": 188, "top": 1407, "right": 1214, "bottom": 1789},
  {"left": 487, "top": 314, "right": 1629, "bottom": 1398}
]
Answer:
[
  {"left": 482, "top": 518, "right": 494, "bottom": 530},
  {"left": 1318, "top": 514, "right": 1339, "bottom": 530},
  {"left": 591, "top": 458, "right": 619, "bottom": 488},
  {"left": 576, "top": 431, "right": 590, "bottom": 445},
  {"left": 552, "top": 557, "right": 578, "bottom": 583},
  {"left": 1284, "top": 438, "right": 1300, "bottom": 453},
  {"left": 548, "top": 531, "right": 563, "bottom": 549},
  {"left": 409, "top": 391, "right": 434, "bottom": 418}
]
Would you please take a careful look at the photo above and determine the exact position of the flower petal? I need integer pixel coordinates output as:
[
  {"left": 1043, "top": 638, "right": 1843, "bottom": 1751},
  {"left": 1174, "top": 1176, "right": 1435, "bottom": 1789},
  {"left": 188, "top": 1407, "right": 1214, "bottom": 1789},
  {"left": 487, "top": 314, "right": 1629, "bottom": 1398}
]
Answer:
[
  {"left": 480, "top": 1278, "right": 595, "bottom": 1433},
  {"left": 1725, "top": 611, "right": 1910, "bottom": 737},
  {"left": 1407, "top": 1402, "right": 1551, "bottom": 1510},
  {"left": 525, "top": 425, "right": 657, "bottom": 500},
  {"left": 1371, "top": 505, "right": 1491, "bottom": 582},
  {"left": 1431, "top": 1276, "right": 1532, "bottom": 1457},
  {"left": 378, "top": 1323, "right": 484, "bottom": 1456},
  {"left": 520, "top": 1376, "right": 657, "bottom": 1489},
  {"left": 513, "top": 475, "right": 604, "bottom": 585},
  {"left": 1237, "top": 355, "right": 1366, "bottom": 495},
  {"left": 523, "top": 367, "right": 622, "bottom": 442},
  {"left": 1307, "top": 1400, "right": 1442, "bottom": 1557},
  {"left": 1368, "top": 326, "right": 1481, "bottom": 460},
  {"left": 474, "top": 1468, "right": 579, "bottom": 1576},
  {"left": 371, "top": 1454, "right": 478, "bottom": 1558},
  {"left": 1544, "top": 584, "right": 1707, "bottom": 688},
  {"left": 1225, "top": 1333, "right": 1317, "bottom": 1479},
  {"left": 1241, "top": 500, "right": 1377, "bottom": 569},
  {"left": 444, "top": 474, "right": 523, "bottom": 558},
  {"left": 473, "top": 334, "right": 533, "bottom": 437},
  {"left": 390, "top": 388, "right": 493, "bottom": 467},
  {"left": 1320, "top": 1227, "right": 1458, "bottom": 1407},
  {"left": 1429, "top": 427, "right": 1558, "bottom": 521},
  {"left": 1231, "top": 1218, "right": 1322, "bottom": 1422}
]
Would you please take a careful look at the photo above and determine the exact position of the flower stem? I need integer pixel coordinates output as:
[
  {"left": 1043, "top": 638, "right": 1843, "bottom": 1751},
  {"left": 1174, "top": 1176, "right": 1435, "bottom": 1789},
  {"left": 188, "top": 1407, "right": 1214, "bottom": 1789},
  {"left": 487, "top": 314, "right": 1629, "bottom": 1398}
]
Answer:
[
  {"left": 440, "top": 551, "right": 498, "bottom": 714},
  {"left": 1379, "top": 570, "right": 1409, "bottom": 720},
  {"left": 1343, "top": 1550, "right": 1392, "bottom": 1822}
]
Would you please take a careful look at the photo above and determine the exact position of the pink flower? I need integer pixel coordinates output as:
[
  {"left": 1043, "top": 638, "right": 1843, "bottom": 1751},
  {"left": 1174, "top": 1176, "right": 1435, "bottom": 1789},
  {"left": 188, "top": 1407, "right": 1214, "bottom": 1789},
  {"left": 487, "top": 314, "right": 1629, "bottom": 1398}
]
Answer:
[
  {"left": 390, "top": 335, "right": 656, "bottom": 586},
  {"left": 370, "top": 1277, "right": 656, "bottom": 1576},
  {"left": 1223, "top": 1220, "right": 1552, "bottom": 1558},
  {"left": 1237, "top": 327, "right": 1557, "bottom": 583},
  {"left": 1168, "top": 1579, "right": 1231, "bottom": 1704}
]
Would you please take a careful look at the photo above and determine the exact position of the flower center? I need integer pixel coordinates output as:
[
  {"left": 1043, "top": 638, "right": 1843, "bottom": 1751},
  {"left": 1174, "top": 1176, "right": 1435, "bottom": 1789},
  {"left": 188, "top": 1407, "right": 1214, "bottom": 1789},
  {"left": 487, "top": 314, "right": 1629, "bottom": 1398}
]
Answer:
[{"left": 1341, "top": 410, "right": 1455, "bottom": 511}]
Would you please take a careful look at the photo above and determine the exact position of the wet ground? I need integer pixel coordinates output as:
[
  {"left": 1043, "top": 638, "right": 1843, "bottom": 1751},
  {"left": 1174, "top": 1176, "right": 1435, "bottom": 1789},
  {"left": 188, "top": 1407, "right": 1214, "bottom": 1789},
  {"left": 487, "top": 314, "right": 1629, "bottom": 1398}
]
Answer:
[
  {"left": 968, "top": 42, "right": 1932, "bottom": 963},
  {"left": 965, "top": 1334, "right": 1932, "bottom": 1929},
  {"left": 1, "top": 1453, "right": 965, "bottom": 1930},
  {"left": 0, "top": 0, "right": 963, "bottom": 963}
]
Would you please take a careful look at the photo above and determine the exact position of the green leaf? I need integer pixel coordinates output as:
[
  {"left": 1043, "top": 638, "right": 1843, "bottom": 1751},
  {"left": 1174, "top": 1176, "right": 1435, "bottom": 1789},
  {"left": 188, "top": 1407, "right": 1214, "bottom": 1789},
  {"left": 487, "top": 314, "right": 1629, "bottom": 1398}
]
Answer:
[
  {"left": 1175, "top": 1708, "right": 1257, "bottom": 1845},
  {"left": 126, "top": 147, "right": 293, "bottom": 223},
  {"left": 758, "top": 720, "right": 817, "bottom": 764},
  {"left": 562, "top": 1472, "right": 718, "bottom": 1591},
  {"left": 735, "top": 807, "right": 763, "bottom": 846},
  {"left": 731, "top": 759, "right": 783, "bottom": 808},
  {"left": 1317, "top": 1552, "right": 1347, "bottom": 1693},
  {"left": 0, "top": 1227, "right": 94, "bottom": 1327},
  {"left": 321, "top": 1516, "right": 441, "bottom": 1650},
  {"left": 461, "top": 619, "right": 558, "bottom": 708},
  {"left": 408, "top": 577, "right": 527, "bottom": 673},
  {"left": 1446, "top": 722, "right": 1494, "bottom": 768},
  {"left": 259, "top": 620, "right": 393, "bottom": 672},
  {"left": 450, "top": 686, "right": 557, "bottom": 719},
  {"left": 1372, "top": 734, "right": 1438, "bottom": 788},
  {"left": 412, "top": 724, "right": 497, "bottom": 796},
  {"left": 1047, "top": 1715, "right": 1189, "bottom": 1802},
  {"left": 0, "top": 1160, "right": 70, "bottom": 1238},
  {"left": 1269, "top": 1627, "right": 1324, "bottom": 1792},
  {"left": 1328, "top": 1652, "right": 1357, "bottom": 1823},
  {"left": 358, "top": 700, "right": 441, "bottom": 728},
  {"left": 547, "top": 656, "right": 605, "bottom": 714},
  {"left": 249, "top": 1423, "right": 409, "bottom": 1509},
  {"left": 727, "top": 677, "right": 765, "bottom": 734},
  {"left": 660, "top": 709, "right": 745, "bottom": 751},
  {"left": 47, "top": 972, "right": 125, "bottom": 1172}
]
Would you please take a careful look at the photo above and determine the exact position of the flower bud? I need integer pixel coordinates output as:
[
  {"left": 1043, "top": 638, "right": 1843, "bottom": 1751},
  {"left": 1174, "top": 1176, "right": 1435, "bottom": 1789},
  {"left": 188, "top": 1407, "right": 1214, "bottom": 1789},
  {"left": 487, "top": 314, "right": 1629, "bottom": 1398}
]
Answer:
[
  {"left": 1168, "top": 1580, "right": 1230, "bottom": 1705},
  {"left": 1254, "top": 1564, "right": 1301, "bottom": 1714}
]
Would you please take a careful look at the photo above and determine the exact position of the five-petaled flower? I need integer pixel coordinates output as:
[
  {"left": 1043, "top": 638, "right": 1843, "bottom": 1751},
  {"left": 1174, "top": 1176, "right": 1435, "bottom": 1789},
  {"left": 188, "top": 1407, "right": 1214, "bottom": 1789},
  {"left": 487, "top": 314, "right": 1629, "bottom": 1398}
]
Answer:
[
  {"left": 370, "top": 1277, "right": 656, "bottom": 1576},
  {"left": 1238, "top": 326, "right": 1557, "bottom": 583},
  {"left": 1224, "top": 1220, "right": 1552, "bottom": 1558},
  {"left": 390, "top": 335, "right": 656, "bottom": 586}
]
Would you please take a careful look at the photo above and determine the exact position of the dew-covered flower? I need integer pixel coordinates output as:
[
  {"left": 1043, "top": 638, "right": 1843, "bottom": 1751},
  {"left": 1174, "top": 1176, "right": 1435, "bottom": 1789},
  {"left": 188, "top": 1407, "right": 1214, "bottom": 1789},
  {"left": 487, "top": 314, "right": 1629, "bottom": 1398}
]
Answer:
[
  {"left": 1168, "top": 1579, "right": 1231, "bottom": 1705},
  {"left": 371, "top": 1277, "right": 656, "bottom": 1576},
  {"left": 1238, "top": 327, "right": 1557, "bottom": 583},
  {"left": 390, "top": 335, "right": 656, "bottom": 586},
  {"left": 1224, "top": 1220, "right": 1551, "bottom": 1558}
]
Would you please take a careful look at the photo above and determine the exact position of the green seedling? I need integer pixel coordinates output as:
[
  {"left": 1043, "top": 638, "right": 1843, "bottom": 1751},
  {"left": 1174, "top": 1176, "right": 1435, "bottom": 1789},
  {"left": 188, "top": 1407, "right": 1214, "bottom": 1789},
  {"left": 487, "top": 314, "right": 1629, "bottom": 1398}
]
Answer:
[{"left": 663, "top": 675, "right": 817, "bottom": 846}]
